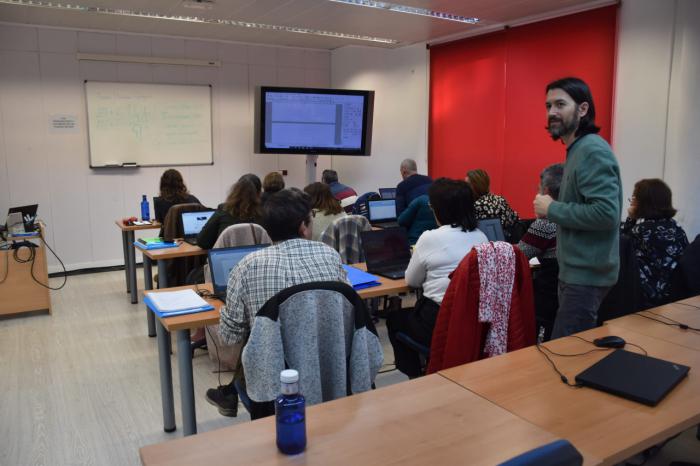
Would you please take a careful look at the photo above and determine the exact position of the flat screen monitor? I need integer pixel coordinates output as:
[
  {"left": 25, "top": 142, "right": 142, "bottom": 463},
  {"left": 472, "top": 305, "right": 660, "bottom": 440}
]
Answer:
[{"left": 255, "top": 86, "right": 374, "bottom": 156}]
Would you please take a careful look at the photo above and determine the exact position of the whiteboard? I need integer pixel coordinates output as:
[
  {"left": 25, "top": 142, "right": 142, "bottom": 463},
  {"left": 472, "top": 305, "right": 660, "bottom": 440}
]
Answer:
[{"left": 85, "top": 81, "right": 213, "bottom": 167}]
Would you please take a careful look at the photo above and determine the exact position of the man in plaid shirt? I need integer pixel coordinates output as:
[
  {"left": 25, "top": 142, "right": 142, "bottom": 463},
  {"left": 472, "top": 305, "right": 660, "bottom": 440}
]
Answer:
[{"left": 207, "top": 188, "right": 348, "bottom": 416}]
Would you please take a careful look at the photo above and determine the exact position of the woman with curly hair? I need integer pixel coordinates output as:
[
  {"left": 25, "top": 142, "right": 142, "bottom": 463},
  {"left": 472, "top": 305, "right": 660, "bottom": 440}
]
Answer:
[{"left": 153, "top": 169, "right": 200, "bottom": 222}]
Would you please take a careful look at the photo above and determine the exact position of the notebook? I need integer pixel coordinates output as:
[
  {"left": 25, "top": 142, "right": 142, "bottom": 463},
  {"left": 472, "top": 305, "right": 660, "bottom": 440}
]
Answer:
[
  {"left": 575, "top": 349, "right": 690, "bottom": 406},
  {"left": 134, "top": 237, "right": 178, "bottom": 250},
  {"left": 342, "top": 265, "right": 381, "bottom": 290},
  {"left": 208, "top": 244, "right": 270, "bottom": 300},
  {"left": 368, "top": 199, "right": 399, "bottom": 229},
  {"left": 145, "top": 289, "right": 214, "bottom": 318},
  {"left": 477, "top": 218, "right": 505, "bottom": 242},
  {"left": 361, "top": 227, "right": 411, "bottom": 280},
  {"left": 181, "top": 210, "right": 215, "bottom": 245}
]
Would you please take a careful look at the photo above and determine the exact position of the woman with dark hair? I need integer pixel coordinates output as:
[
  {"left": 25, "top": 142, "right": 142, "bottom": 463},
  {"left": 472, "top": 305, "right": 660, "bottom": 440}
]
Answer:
[
  {"left": 196, "top": 178, "right": 262, "bottom": 249},
  {"left": 261, "top": 172, "right": 285, "bottom": 204},
  {"left": 387, "top": 178, "right": 488, "bottom": 378},
  {"left": 621, "top": 178, "right": 688, "bottom": 307},
  {"left": 303, "top": 182, "right": 346, "bottom": 241},
  {"left": 466, "top": 168, "right": 519, "bottom": 238},
  {"left": 154, "top": 169, "right": 200, "bottom": 222}
]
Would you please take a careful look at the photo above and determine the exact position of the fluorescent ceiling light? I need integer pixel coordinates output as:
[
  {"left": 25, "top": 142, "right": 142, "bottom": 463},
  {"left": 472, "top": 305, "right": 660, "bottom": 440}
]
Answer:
[
  {"left": 0, "top": 0, "right": 399, "bottom": 44},
  {"left": 329, "top": 0, "right": 480, "bottom": 24}
]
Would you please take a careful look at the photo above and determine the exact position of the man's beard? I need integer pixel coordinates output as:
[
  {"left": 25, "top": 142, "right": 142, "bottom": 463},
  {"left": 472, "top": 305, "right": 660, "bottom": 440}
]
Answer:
[{"left": 546, "top": 113, "right": 579, "bottom": 141}]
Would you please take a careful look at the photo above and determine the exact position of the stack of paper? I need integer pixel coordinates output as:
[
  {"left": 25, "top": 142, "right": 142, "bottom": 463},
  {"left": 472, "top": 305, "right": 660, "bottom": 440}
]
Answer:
[
  {"left": 145, "top": 289, "right": 214, "bottom": 318},
  {"left": 343, "top": 265, "right": 381, "bottom": 290}
]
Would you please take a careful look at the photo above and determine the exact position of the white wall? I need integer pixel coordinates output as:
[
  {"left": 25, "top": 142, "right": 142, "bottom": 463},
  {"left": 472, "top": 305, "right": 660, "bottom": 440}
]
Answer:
[
  {"left": 0, "top": 23, "right": 330, "bottom": 271},
  {"left": 613, "top": 0, "right": 700, "bottom": 239},
  {"left": 330, "top": 43, "right": 429, "bottom": 195}
]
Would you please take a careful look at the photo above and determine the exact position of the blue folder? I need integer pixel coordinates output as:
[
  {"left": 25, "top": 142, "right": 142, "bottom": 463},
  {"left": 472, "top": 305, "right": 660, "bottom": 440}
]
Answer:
[
  {"left": 134, "top": 241, "right": 179, "bottom": 251},
  {"left": 343, "top": 265, "right": 381, "bottom": 290},
  {"left": 144, "top": 295, "right": 215, "bottom": 319}
]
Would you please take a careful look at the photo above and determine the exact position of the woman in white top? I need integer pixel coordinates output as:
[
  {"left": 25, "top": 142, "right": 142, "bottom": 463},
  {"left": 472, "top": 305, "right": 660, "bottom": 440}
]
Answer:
[
  {"left": 387, "top": 178, "right": 488, "bottom": 378},
  {"left": 303, "top": 182, "right": 347, "bottom": 241}
]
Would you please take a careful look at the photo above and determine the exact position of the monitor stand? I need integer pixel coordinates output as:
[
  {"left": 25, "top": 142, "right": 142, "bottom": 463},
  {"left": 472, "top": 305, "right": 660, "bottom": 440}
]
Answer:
[{"left": 305, "top": 154, "right": 318, "bottom": 185}]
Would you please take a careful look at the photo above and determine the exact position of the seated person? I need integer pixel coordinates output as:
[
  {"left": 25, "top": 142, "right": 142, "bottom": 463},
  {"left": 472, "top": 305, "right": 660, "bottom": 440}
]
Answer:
[
  {"left": 153, "top": 169, "right": 200, "bottom": 223},
  {"left": 261, "top": 171, "right": 285, "bottom": 204},
  {"left": 621, "top": 178, "right": 689, "bottom": 307},
  {"left": 206, "top": 188, "right": 348, "bottom": 415},
  {"left": 322, "top": 169, "right": 357, "bottom": 212},
  {"left": 396, "top": 158, "right": 432, "bottom": 215},
  {"left": 517, "top": 163, "right": 563, "bottom": 341},
  {"left": 196, "top": 177, "right": 261, "bottom": 250},
  {"left": 397, "top": 194, "right": 437, "bottom": 244},
  {"left": 466, "top": 168, "right": 519, "bottom": 239},
  {"left": 387, "top": 178, "right": 488, "bottom": 378},
  {"left": 303, "top": 182, "right": 347, "bottom": 241}
]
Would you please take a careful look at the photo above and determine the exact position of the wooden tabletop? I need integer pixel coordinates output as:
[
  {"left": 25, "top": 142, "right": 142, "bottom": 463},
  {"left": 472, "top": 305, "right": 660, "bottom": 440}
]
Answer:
[
  {"left": 608, "top": 300, "right": 700, "bottom": 351},
  {"left": 114, "top": 219, "right": 162, "bottom": 231},
  {"left": 351, "top": 262, "right": 411, "bottom": 298},
  {"left": 138, "top": 241, "right": 207, "bottom": 260},
  {"left": 140, "top": 374, "right": 568, "bottom": 466},
  {"left": 439, "top": 324, "right": 700, "bottom": 465}
]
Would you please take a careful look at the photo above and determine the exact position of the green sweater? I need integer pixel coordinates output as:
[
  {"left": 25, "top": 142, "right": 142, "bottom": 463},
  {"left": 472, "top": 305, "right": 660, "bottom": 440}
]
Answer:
[{"left": 547, "top": 134, "right": 622, "bottom": 287}]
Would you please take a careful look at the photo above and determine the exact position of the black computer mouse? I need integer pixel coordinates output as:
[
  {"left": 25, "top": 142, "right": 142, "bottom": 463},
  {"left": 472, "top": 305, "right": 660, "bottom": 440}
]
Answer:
[{"left": 593, "top": 335, "right": 626, "bottom": 348}]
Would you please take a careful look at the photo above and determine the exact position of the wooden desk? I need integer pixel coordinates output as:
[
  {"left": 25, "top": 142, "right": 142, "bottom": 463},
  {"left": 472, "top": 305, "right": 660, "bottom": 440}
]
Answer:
[
  {"left": 114, "top": 220, "right": 161, "bottom": 304},
  {"left": 439, "top": 324, "right": 700, "bottom": 465},
  {"left": 608, "top": 300, "right": 700, "bottom": 351},
  {"left": 139, "top": 242, "right": 206, "bottom": 336},
  {"left": 140, "top": 374, "right": 568, "bottom": 466},
  {"left": 0, "top": 227, "right": 51, "bottom": 316},
  {"left": 352, "top": 262, "right": 411, "bottom": 298},
  {"left": 147, "top": 276, "right": 412, "bottom": 437}
]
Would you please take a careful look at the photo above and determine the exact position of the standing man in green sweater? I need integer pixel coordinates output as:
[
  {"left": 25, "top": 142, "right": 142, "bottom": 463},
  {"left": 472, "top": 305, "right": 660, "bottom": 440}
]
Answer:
[{"left": 533, "top": 77, "right": 622, "bottom": 338}]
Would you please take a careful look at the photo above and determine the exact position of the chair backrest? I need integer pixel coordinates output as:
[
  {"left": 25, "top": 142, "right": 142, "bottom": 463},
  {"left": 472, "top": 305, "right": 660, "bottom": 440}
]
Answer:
[
  {"left": 597, "top": 233, "right": 643, "bottom": 322},
  {"left": 242, "top": 281, "right": 383, "bottom": 406},
  {"left": 320, "top": 215, "right": 371, "bottom": 264},
  {"left": 161, "top": 202, "right": 208, "bottom": 242},
  {"left": 670, "top": 233, "right": 700, "bottom": 301},
  {"left": 352, "top": 191, "right": 381, "bottom": 218},
  {"left": 427, "top": 243, "right": 536, "bottom": 373},
  {"left": 498, "top": 439, "right": 583, "bottom": 466}
]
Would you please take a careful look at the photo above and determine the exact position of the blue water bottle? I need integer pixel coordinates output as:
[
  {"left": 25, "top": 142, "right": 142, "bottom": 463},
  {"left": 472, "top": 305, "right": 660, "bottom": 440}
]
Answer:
[
  {"left": 276, "top": 369, "right": 306, "bottom": 455},
  {"left": 140, "top": 195, "right": 150, "bottom": 221}
]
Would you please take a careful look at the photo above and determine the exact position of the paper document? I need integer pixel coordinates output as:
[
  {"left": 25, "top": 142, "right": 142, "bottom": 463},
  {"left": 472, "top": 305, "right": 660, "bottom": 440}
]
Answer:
[
  {"left": 147, "top": 289, "right": 210, "bottom": 313},
  {"left": 529, "top": 257, "right": 541, "bottom": 266}
]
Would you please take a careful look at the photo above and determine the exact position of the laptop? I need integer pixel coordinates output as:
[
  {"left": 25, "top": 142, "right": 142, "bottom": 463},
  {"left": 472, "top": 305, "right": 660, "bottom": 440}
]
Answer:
[
  {"left": 575, "top": 349, "right": 690, "bottom": 406},
  {"left": 181, "top": 210, "right": 215, "bottom": 245},
  {"left": 208, "top": 244, "right": 269, "bottom": 301},
  {"left": 368, "top": 199, "right": 399, "bottom": 229},
  {"left": 477, "top": 218, "right": 505, "bottom": 242},
  {"left": 361, "top": 227, "right": 412, "bottom": 279},
  {"left": 378, "top": 188, "right": 397, "bottom": 200},
  {"left": 7, "top": 204, "right": 39, "bottom": 233}
]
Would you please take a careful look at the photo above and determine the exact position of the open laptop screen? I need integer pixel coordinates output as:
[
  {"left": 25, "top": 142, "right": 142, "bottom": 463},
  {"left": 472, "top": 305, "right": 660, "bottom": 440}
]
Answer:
[
  {"left": 7, "top": 204, "right": 38, "bottom": 231},
  {"left": 208, "top": 244, "right": 269, "bottom": 295},
  {"left": 477, "top": 218, "right": 505, "bottom": 242},
  {"left": 378, "top": 188, "right": 396, "bottom": 200},
  {"left": 181, "top": 211, "right": 214, "bottom": 237},
  {"left": 361, "top": 228, "right": 411, "bottom": 270},
  {"left": 368, "top": 199, "right": 397, "bottom": 222}
]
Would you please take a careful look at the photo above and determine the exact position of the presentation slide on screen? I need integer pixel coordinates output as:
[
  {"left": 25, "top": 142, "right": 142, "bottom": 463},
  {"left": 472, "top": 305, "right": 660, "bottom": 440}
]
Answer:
[{"left": 264, "top": 92, "right": 364, "bottom": 150}]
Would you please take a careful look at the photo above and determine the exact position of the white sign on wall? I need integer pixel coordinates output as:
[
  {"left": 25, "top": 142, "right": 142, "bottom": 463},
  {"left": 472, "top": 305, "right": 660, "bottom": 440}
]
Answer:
[{"left": 49, "top": 114, "right": 78, "bottom": 133}]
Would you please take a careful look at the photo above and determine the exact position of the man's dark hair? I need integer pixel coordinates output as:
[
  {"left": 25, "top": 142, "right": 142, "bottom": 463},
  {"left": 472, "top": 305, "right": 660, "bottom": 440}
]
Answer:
[
  {"left": 428, "top": 178, "right": 478, "bottom": 232},
  {"left": 632, "top": 178, "right": 677, "bottom": 220},
  {"left": 262, "top": 188, "right": 312, "bottom": 241},
  {"left": 238, "top": 173, "right": 262, "bottom": 193},
  {"left": 540, "top": 163, "right": 564, "bottom": 201},
  {"left": 322, "top": 169, "right": 339, "bottom": 184},
  {"left": 546, "top": 77, "right": 600, "bottom": 137}
]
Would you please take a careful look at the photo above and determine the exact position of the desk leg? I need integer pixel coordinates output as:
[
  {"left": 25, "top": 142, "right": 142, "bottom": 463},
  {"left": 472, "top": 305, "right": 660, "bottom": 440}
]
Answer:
[
  {"left": 127, "top": 231, "right": 138, "bottom": 304},
  {"left": 122, "top": 231, "right": 130, "bottom": 293},
  {"left": 143, "top": 257, "right": 156, "bottom": 337},
  {"left": 176, "top": 329, "right": 197, "bottom": 436},
  {"left": 157, "top": 259, "right": 168, "bottom": 289},
  {"left": 156, "top": 319, "right": 176, "bottom": 433}
]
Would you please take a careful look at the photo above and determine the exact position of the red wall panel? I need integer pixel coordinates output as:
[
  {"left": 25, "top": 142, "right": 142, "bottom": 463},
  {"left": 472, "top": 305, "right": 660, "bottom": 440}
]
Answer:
[{"left": 429, "top": 6, "right": 618, "bottom": 217}]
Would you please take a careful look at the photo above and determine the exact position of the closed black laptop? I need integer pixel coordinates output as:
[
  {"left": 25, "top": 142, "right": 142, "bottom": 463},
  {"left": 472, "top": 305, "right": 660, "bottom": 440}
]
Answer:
[
  {"left": 361, "top": 227, "right": 411, "bottom": 280},
  {"left": 575, "top": 349, "right": 690, "bottom": 406}
]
